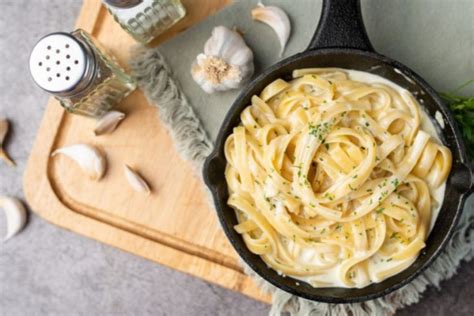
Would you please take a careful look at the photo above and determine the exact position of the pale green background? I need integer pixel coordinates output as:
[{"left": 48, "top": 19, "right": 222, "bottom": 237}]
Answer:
[{"left": 159, "top": 0, "right": 474, "bottom": 140}]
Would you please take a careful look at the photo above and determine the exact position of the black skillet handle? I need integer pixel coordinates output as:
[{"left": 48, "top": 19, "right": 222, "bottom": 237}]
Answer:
[{"left": 308, "top": 0, "right": 374, "bottom": 52}]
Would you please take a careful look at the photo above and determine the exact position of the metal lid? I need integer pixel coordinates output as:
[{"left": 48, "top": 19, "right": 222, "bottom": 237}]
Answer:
[
  {"left": 103, "top": 0, "right": 143, "bottom": 8},
  {"left": 29, "top": 33, "right": 89, "bottom": 94}
]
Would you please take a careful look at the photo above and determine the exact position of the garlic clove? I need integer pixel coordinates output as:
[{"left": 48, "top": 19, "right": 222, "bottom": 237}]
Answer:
[
  {"left": 252, "top": 3, "right": 291, "bottom": 56},
  {"left": 94, "top": 111, "right": 125, "bottom": 136},
  {"left": 124, "top": 165, "right": 151, "bottom": 194},
  {"left": 0, "top": 118, "right": 15, "bottom": 166},
  {"left": 0, "top": 150, "right": 15, "bottom": 167},
  {"left": 52, "top": 144, "right": 107, "bottom": 180},
  {"left": 192, "top": 26, "right": 254, "bottom": 94},
  {"left": 1, "top": 196, "right": 27, "bottom": 242}
]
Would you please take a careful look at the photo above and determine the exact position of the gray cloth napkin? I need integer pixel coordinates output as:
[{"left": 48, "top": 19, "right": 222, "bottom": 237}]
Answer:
[
  {"left": 130, "top": 1, "right": 474, "bottom": 315},
  {"left": 158, "top": 0, "right": 320, "bottom": 140}
]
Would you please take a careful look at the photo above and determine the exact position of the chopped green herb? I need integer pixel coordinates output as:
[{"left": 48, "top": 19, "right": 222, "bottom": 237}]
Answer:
[
  {"left": 391, "top": 178, "right": 400, "bottom": 187},
  {"left": 324, "top": 192, "right": 335, "bottom": 201},
  {"left": 308, "top": 121, "right": 331, "bottom": 141}
]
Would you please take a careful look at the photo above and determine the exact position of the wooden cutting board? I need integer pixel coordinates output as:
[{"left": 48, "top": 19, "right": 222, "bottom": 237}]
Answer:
[{"left": 23, "top": 0, "right": 270, "bottom": 304}]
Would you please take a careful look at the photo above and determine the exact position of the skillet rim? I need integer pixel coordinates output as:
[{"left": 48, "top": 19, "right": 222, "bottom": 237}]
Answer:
[{"left": 203, "top": 47, "right": 470, "bottom": 303}]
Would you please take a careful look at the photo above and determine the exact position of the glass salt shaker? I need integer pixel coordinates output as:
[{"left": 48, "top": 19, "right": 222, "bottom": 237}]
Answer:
[
  {"left": 29, "top": 29, "right": 136, "bottom": 117},
  {"left": 103, "top": 0, "right": 186, "bottom": 44}
]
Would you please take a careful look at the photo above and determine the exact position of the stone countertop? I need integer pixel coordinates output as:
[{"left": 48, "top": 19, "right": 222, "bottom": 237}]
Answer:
[{"left": 0, "top": 1, "right": 472, "bottom": 315}]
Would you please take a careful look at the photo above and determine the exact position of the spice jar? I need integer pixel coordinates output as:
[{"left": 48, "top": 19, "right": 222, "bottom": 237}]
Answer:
[
  {"left": 103, "top": 0, "right": 186, "bottom": 44},
  {"left": 29, "top": 29, "right": 136, "bottom": 117}
]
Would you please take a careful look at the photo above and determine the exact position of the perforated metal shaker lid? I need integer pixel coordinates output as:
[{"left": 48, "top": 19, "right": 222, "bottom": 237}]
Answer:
[{"left": 29, "top": 32, "right": 91, "bottom": 94}]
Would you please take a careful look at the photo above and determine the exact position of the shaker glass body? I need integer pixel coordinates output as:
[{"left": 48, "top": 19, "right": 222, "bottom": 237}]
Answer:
[
  {"left": 57, "top": 30, "right": 136, "bottom": 117},
  {"left": 104, "top": 0, "right": 186, "bottom": 44},
  {"left": 29, "top": 29, "right": 136, "bottom": 117}
]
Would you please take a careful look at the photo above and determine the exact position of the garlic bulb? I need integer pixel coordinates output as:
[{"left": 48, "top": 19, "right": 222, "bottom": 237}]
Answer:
[
  {"left": 191, "top": 26, "right": 254, "bottom": 93},
  {"left": 252, "top": 3, "right": 291, "bottom": 56},
  {"left": 124, "top": 165, "right": 151, "bottom": 194},
  {"left": 51, "top": 144, "right": 107, "bottom": 180},
  {"left": 1, "top": 196, "right": 27, "bottom": 242}
]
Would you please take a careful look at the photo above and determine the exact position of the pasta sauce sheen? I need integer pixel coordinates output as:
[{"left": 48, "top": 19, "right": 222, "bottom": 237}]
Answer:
[
  {"left": 293, "top": 70, "right": 447, "bottom": 287},
  {"left": 225, "top": 68, "right": 452, "bottom": 288},
  {"left": 346, "top": 70, "right": 446, "bottom": 232}
]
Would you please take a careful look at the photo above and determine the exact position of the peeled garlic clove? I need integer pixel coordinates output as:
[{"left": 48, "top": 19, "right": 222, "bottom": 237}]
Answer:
[
  {"left": 124, "top": 165, "right": 151, "bottom": 194},
  {"left": 52, "top": 144, "right": 106, "bottom": 180},
  {"left": 191, "top": 26, "right": 254, "bottom": 94},
  {"left": 0, "top": 118, "right": 15, "bottom": 166},
  {"left": 94, "top": 111, "right": 125, "bottom": 136},
  {"left": 1, "top": 196, "right": 27, "bottom": 242},
  {"left": 252, "top": 3, "right": 291, "bottom": 56}
]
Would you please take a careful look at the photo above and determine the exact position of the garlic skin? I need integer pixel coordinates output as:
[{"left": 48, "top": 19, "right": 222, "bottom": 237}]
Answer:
[
  {"left": 191, "top": 26, "right": 254, "bottom": 94},
  {"left": 94, "top": 111, "right": 125, "bottom": 136},
  {"left": 52, "top": 144, "right": 106, "bottom": 180},
  {"left": 252, "top": 3, "right": 291, "bottom": 56},
  {"left": 1, "top": 196, "right": 27, "bottom": 242},
  {"left": 0, "top": 118, "right": 15, "bottom": 166},
  {"left": 124, "top": 165, "right": 151, "bottom": 194}
]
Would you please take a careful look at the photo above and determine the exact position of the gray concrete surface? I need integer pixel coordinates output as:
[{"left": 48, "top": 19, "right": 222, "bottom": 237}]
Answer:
[{"left": 0, "top": 1, "right": 472, "bottom": 315}]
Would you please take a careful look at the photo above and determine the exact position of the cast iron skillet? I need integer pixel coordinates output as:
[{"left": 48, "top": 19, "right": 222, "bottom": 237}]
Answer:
[{"left": 203, "top": 0, "right": 473, "bottom": 303}]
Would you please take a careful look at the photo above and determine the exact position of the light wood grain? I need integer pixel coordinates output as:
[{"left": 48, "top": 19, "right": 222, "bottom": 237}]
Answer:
[{"left": 23, "top": 0, "right": 271, "bottom": 304}]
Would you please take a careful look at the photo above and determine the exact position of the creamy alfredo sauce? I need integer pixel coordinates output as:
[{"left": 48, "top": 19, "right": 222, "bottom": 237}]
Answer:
[{"left": 287, "top": 69, "right": 447, "bottom": 287}]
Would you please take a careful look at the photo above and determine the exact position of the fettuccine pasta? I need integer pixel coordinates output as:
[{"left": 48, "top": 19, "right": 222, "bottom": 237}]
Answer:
[{"left": 224, "top": 68, "right": 452, "bottom": 288}]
